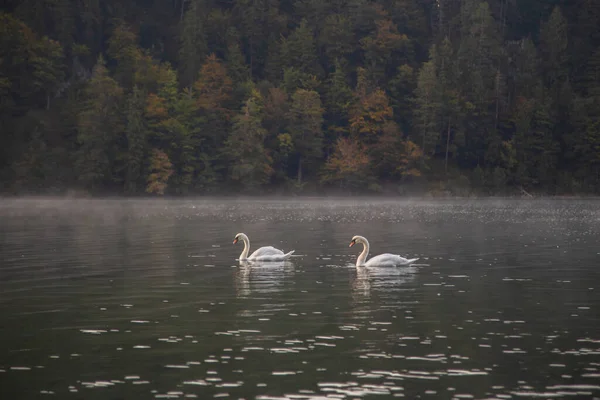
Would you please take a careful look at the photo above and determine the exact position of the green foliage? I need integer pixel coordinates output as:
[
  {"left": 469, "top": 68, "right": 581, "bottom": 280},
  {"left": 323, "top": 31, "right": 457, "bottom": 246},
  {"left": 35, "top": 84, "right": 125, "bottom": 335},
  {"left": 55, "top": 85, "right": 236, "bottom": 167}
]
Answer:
[
  {"left": 179, "top": 0, "right": 208, "bottom": 88},
  {"left": 224, "top": 89, "right": 273, "bottom": 191},
  {"left": 324, "top": 60, "right": 354, "bottom": 133},
  {"left": 413, "top": 54, "right": 440, "bottom": 156},
  {"left": 280, "top": 19, "right": 321, "bottom": 78},
  {"left": 3, "top": 1, "right": 600, "bottom": 195},
  {"left": 76, "top": 55, "right": 124, "bottom": 191},
  {"left": 540, "top": 6, "right": 568, "bottom": 89},
  {"left": 124, "top": 86, "right": 146, "bottom": 194},
  {"left": 287, "top": 89, "right": 324, "bottom": 182},
  {"left": 319, "top": 14, "right": 354, "bottom": 65},
  {"left": 360, "top": 7, "right": 412, "bottom": 85}
]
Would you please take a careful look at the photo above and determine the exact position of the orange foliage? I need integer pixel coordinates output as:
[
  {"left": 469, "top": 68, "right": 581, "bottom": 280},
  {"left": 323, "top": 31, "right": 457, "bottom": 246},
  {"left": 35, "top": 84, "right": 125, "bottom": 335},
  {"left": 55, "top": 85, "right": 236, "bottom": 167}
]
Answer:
[
  {"left": 360, "top": 6, "right": 409, "bottom": 56},
  {"left": 146, "top": 149, "right": 173, "bottom": 195},
  {"left": 372, "top": 18, "right": 408, "bottom": 51},
  {"left": 194, "top": 54, "right": 233, "bottom": 114},
  {"left": 322, "top": 137, "right": 370, "bottom": 182},
  {"left": 145, "top": 93, "right": 168, "bottom": 119},
  {"left": 349, "top": 88, "right": 393, "bottom": 135}
]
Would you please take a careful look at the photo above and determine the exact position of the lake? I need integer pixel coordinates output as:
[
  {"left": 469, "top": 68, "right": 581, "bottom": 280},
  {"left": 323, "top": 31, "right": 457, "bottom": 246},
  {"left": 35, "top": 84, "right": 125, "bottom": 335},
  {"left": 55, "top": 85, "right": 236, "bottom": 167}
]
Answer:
[{"left": 0, "top": 198, "right": 599, "bottom": 399}]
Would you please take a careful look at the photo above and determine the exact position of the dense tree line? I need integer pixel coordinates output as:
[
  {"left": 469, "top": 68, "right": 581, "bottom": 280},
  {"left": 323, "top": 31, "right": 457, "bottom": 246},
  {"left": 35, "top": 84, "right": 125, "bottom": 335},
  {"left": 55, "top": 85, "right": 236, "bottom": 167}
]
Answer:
[{"left": 1, "top": 0, "right": 600, "bottom": 196}]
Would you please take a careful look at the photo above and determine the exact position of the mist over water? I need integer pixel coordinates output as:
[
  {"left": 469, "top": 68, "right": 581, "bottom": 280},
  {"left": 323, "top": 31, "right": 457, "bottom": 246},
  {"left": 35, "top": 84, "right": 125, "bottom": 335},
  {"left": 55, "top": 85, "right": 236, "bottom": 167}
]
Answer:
[{"left": 0, "top": 198, "right": 599, "bottom": 399}]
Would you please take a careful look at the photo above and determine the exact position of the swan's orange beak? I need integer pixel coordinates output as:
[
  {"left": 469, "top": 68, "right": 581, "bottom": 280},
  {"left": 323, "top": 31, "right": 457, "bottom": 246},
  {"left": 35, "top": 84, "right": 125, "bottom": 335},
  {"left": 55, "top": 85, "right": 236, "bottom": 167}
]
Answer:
[
  {"left": 349, "top": 240, "right": 355, "bottom": 247},
  {"left": 233, "top": 238, "right": 238, "bottom": 244}
]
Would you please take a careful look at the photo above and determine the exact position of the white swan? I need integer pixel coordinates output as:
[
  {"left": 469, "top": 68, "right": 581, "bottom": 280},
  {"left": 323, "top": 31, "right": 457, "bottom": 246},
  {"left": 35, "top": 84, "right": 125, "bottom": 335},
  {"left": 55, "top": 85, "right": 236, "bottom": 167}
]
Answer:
[
  {"left": 233, "top": 233, "right": 295, "bottom": 261},
  {"left": 349, "top": 235, "right": 419, "bottom": 267}
]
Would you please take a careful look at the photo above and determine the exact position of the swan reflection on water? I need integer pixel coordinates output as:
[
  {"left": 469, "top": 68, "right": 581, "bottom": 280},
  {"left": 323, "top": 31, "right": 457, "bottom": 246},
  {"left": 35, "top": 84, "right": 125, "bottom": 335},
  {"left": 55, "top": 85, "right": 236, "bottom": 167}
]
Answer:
[
  {"left": 234, "top": 260, "right": 295, "bottom": 298},
  {"left": 351, "top": 264, "right": 417, "bottom": 300}
]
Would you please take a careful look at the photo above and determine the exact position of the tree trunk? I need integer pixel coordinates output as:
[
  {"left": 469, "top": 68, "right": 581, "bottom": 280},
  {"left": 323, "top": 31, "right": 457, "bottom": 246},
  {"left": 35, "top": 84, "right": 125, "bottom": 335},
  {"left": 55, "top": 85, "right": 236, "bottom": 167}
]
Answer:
[
  {"left": 421, "top": 133, "right": 426, "bottom": 167},
  {"left": 249, "top": 39, "right": 253, "bottom": 76},
  {"left": 445, "top": 119, "right": 451, "bottom": 174},
  {"left": 495, "top": 69, "right": 500, "bottom": 130},
  {"left": 297, "top": 157, "right": 302, "bottom": 184}
]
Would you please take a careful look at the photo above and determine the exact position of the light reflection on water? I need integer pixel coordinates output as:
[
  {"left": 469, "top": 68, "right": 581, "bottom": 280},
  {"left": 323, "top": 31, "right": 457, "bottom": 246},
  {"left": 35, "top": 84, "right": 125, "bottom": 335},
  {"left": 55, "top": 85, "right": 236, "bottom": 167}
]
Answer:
[{"left": 0, "top": 198, "right": 599, "bottom": 399}]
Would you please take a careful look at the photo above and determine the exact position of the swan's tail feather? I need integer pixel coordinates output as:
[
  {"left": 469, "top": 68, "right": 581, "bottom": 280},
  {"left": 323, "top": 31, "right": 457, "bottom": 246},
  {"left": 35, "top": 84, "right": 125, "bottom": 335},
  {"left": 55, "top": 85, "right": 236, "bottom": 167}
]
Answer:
[
  {"left": 404, "top": 258, "right": 419, "bottom": 265},
  {"left": 283, "top": 250, "right": 295, "bottom": 259}
]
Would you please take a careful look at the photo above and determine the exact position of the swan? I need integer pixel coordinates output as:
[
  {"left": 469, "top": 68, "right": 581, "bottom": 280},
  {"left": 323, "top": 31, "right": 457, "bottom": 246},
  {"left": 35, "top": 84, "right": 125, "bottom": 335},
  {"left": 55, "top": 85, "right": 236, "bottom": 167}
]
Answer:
[
  {"left": 233, "top": 233, "right": 295, "bottom": 261},
  {"left": 349, "top": 235, "right": 419, "bottom": 267}
]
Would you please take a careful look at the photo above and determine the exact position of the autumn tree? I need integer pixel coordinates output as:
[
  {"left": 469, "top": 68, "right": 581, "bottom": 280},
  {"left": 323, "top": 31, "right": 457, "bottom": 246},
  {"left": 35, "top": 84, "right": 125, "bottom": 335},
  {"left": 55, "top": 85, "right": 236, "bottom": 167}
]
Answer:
[
  {"left": 146, "top": 149, "right": 174, "bottom": 195},
  {"left": 360, "top": 7, "right": 412, "bottom": 85},
  {"left": 321, "top": 137, "right": 372, "bottom": 190},
  {"left": 3, "top": 0, "right": 600, "bottom": 195},
  {"left": 349, "top": 68, "right": 394, "bottom": 142}
]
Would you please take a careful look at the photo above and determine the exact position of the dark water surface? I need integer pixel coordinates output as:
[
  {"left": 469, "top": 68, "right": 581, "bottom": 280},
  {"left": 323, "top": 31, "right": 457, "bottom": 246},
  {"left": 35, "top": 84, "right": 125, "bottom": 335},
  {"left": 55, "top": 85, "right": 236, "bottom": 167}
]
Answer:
[{"left": 1, "top": 198, "right": 599, "bottom": 399}]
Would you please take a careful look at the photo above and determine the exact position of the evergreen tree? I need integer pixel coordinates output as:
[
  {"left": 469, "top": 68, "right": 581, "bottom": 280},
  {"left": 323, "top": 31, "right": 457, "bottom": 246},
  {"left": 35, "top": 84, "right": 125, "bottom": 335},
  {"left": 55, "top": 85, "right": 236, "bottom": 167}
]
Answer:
[
  {"left": 76, "top": 56, "right": 124, "bottom": 191},
  {"left": 413, "top": 48, "right": 440, "bottom": 159},
  {"left": 280, "top": 19, "right": 321, "bottom": 78},
  {"left": 124, "top": 86, "right": 146, "bottom": 194},
  {"left": 224, "top": 89, "right": 273, "bottom": 190},
  {"left": 2, "top": 0, "right": 600, "bottom": 195},
  {"left": 287, "top": 89, "right": 324, "bottom": 183},
  {"left": 179, "top": 0, "right": 208, "bottom": 88}
]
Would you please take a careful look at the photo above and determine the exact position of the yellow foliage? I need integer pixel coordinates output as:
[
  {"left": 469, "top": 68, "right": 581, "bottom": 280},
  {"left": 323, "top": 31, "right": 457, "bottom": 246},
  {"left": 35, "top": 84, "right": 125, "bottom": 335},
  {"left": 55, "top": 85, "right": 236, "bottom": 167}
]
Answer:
[{"left": 349, "top": 88, "right": 393, "bottom": 136}]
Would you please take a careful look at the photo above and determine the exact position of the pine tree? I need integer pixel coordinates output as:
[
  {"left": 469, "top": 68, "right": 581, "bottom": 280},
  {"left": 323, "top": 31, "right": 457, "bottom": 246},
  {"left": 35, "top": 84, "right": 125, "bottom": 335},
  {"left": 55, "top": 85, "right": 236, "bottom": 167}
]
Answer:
[
  {"left": 225, "top": 29, "right": 250, "bottom": 86},
  {"left": 324, "top": 60, "right": 354, "bottom": 132},
  {"left": 179, "top": 0, "right": 208, "bottom": 88},
  {"left": 76, "top": 55, "right": 124, "bottom": 191},
  {"left": 287, "top": 89, "right": 324, "bottom": 183},
  {"left": 280, "top": 19, "right": 321, "bottom": 78},
  {"left": 124, "top": 86, "right": 147, "bottom": 194},
  {"left": 539, "top": 6, "right": 568, "bottom": 90},
  {"left": 224, "top": 89, "right": 273, "bottom": 190},
  {"left": 360, "top": 7, "right": 412, "bottom": 85},
  {"left": 413, "top": 48, "right": 440, "bottom": 159},
  {"left": 319, "top": 14, "right": 354, "bottom": 66}
]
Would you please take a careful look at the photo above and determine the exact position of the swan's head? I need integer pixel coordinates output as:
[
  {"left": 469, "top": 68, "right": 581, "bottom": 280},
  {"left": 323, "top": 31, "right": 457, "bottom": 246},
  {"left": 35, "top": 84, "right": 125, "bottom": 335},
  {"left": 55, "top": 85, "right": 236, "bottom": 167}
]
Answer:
[
  {"left": 233, "top": 233, "right": 246, "bottom": 245},
  {"left": 349, "top": 235, "right": 367, "bottom": 247}
]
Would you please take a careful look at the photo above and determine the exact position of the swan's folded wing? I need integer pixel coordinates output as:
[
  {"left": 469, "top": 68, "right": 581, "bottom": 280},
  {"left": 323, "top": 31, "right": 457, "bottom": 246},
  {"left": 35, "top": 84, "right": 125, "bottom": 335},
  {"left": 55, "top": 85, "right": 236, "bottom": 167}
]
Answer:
[
  {"left": 249, "top": 246, "right": 284, "bottom": 259},
  {"left": 366, "top": 253, "right": 418, "bottom": 267}
]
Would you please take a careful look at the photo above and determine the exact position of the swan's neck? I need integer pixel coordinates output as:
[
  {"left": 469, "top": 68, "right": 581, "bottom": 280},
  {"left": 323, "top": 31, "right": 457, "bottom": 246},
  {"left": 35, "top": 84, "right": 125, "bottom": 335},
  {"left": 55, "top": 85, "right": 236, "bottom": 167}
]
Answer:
[
  {"left": 240, "top": 236, "right": 250, "bottom": 260},
  {"left": 356, "top": 240, "right": 369, "bottom": 266}
]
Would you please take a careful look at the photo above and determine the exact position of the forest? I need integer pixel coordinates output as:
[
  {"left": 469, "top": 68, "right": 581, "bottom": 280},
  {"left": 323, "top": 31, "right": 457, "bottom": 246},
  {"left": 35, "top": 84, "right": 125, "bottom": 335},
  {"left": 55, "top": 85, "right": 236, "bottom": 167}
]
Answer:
[{"left": 1, "top": 0, "right": 600, "bottom": 196}]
